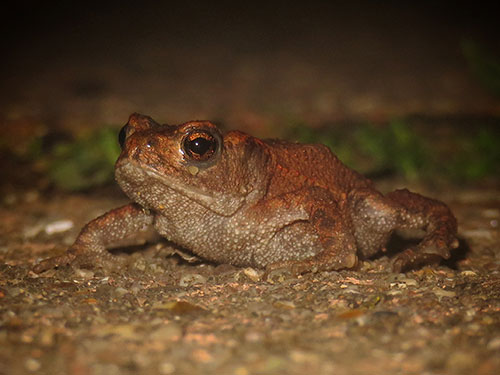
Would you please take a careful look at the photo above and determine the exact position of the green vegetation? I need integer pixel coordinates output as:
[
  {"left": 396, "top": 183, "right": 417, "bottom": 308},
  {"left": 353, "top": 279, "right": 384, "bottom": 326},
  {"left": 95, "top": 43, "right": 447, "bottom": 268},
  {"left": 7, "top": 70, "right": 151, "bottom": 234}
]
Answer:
[
  {"left": 446, "top": 128, "right": 500, "bottom": 181},
  {"left": 47, "top": 127, "right": 121, "bottom": 191},
  {"left": 354, "top": 120, "right": 429, "bottom": 181},
  {"left": 288, "top": 119, "right": 500, "bottom": 184}
]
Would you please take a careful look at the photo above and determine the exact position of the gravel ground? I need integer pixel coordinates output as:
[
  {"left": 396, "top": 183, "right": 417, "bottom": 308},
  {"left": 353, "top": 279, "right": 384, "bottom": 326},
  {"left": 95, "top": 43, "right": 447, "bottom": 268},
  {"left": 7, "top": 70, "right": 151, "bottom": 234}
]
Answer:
[{"left": 1, "top": 185, "right": 499, "bottom": 375}]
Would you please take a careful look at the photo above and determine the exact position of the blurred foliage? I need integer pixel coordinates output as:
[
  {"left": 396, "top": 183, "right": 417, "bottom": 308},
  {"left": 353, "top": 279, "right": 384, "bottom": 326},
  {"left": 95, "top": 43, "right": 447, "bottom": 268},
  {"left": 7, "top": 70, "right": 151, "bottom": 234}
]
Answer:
[
  {"left": 46, "top": 128, "right": 121, "bottom": 191},
  {"left": 354, "top": 120, "right": 429, "bottom": 181},
  {"left": 11, "top": 118, "right": 499, "bottom": 191},
  {"left": 446, "top": 128, "right": 500, "bottom": 181},
  {"left": 288, "top": 119, "right": 500, "bottom": 183},
  {"left": 462, "top": 39, "right": 500, "bottom": 97}
]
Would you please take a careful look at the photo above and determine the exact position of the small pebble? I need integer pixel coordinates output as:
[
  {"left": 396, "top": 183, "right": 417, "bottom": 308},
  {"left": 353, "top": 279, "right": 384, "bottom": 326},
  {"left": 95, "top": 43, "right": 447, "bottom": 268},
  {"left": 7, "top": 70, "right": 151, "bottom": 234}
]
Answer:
[
  {"left": 460, "top": 270, "right": 477, "bottom": 277},
  {"left": 129, "top": 282, "right": 142, "bottom": 294},
  {"left": 340, "top": 285, "right": 360, "bottom": 294},
  {"left": 433, "top": 287, "right": 456, "bottom": 298},
  {"left": 273, "top": 300, "right": 295, "bottom": 310},
  {"left": 290, "top": 349, "right": 319, "bottom": 364},
  {"left": 23, "top": 224, "right": 44, "bottom": 238},
  {"left": 7, "top": 287, "right": 23, "bottom": 297},
  {"left": 242, "top": 267, "right": 262, "bottom": 282},
  {"left": 74, "top": 268, "right": 94, "bottom": 279},
  {"left": 114, "top": 287, "right": 129, "bottom": 297},
  {"left": 150, "top": 323, "right": 182, "bottom": 341},
  {"left": 245, "top": 331, "right": 263, "bottom": 343},
  {"left": 191, "top": 349, "right": 213, "bottom": 363},
  {"left": 45, "top": 219, "right": 74, "bottom": 235},
  {"left": 179, "top": 273, "right": 207, "bottom": 287},
  {"left": 39, "top": 328, "right": 55, "bottom": 347},
  {"left": 401, "top": 278, "right": 418, "bottom": 286},
  {"left": 159, "top": 362, "right": 176, "bottom": 375},
  {"left": 24, "top": 358, "right": 41, "bottom": 372},
  {"left": 133, "top": 259, "right": 147, "bottom": 271},
  {"left": 487, "top": 337, "right": 500, "bottom": 350}
]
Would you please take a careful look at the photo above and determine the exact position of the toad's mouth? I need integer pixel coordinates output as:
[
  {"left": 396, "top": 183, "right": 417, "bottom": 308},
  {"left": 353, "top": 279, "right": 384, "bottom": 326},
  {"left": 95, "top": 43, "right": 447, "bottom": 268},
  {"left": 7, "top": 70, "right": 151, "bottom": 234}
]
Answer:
[{"left": 115, "top": 159, "right": 246, "bottom": 217}]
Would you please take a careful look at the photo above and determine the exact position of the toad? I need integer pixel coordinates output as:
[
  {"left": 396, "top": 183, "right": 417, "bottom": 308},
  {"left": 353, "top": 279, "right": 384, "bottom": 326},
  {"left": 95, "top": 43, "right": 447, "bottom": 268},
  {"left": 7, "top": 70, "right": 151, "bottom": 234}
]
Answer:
[{"left": 34, "top": 113, "right": 459, "bottom": 275}]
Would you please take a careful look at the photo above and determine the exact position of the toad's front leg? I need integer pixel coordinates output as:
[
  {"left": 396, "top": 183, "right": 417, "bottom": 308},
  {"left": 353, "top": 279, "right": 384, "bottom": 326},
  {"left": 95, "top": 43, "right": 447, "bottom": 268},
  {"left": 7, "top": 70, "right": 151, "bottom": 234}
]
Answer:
[{"left": 33, "top": 203, "right": 154, "bottom": 273}]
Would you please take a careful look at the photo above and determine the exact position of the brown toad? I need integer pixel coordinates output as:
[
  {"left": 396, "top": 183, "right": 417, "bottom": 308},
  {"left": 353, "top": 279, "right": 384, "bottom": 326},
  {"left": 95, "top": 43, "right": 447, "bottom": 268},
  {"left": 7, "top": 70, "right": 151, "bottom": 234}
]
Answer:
[{"left": 34, "top": 113, "right": 459, "bottom": 274}]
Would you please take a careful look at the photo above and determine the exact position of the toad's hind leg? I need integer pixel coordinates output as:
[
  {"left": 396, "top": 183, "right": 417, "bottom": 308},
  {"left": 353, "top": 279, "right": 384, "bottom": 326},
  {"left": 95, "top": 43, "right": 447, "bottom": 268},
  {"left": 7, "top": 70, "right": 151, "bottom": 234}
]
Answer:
[
  {"left": 265, "top": 190, "right": 360, "bottom": 275},
  {"left": 386, "top": 189, "right": 458, "bottom": 271},
  {"left": 350, "top": 189, "right": 458, "bottom": 272},
  {"left": 348, "top": 189, "right": 400, "bottom": 259},
  {"left": 350, "top": 188, "right": 458, "bottom": 272}
]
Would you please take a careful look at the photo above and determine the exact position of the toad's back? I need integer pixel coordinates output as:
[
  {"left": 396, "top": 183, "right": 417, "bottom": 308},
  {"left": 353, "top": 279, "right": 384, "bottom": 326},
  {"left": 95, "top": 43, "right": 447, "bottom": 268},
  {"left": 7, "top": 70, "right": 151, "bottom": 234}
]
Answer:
[{"left": 262, "top": 139, "right": 373, "bottom": 195}]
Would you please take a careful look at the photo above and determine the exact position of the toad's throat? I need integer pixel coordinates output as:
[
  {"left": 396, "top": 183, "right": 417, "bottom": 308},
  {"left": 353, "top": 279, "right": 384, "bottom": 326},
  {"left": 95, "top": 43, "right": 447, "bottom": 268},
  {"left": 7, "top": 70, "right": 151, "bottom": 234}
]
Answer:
[{"left": 115, "top": 160, "right": 246, "bottom": 217}]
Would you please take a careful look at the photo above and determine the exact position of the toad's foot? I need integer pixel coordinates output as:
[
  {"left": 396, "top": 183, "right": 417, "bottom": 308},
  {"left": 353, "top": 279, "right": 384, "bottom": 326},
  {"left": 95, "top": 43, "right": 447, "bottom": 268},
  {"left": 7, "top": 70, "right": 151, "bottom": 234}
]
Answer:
[
  {"left": 33, "top": 247, "right": 127, "bottom": 273},
  {"left": 33, "top": 252, "right": 77, "bottom": 273},
  {"left": 392, "top": 235, "right": 459, "bottom": 273}
]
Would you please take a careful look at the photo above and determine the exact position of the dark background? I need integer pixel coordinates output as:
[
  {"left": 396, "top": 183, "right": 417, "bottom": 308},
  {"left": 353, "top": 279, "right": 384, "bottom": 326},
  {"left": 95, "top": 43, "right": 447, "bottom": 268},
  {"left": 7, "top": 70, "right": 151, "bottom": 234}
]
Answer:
[{"left": 2, "top": 1, "right": 499, "bottom": 133}]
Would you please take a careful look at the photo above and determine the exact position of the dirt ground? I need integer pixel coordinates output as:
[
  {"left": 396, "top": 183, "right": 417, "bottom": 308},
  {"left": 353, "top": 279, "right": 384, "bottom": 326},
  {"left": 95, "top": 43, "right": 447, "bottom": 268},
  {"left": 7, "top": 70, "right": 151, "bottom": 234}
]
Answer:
[
  {"left": 1, "top": 3, "right": 499, "bottom": 375},
  {"left": 1, "top": 184, "right": 499, "bottom": 375}
]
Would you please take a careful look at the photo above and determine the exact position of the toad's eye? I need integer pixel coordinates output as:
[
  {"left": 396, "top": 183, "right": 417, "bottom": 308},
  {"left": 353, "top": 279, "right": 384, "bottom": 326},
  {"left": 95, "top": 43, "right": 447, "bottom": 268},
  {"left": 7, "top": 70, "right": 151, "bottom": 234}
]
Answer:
[
  {"left": 118, "top": 125, "right": 128, "bottom": 149},
  {"left": 182, "top": 130, "right": 219, "bottom": 161}
]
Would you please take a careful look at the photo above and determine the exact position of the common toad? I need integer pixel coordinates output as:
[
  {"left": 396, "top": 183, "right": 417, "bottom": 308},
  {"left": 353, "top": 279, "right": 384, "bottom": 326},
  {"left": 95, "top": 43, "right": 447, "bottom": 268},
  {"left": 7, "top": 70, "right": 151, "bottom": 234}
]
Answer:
[{"left": 34, "top": 113, "right": 459, "bottom": 274}]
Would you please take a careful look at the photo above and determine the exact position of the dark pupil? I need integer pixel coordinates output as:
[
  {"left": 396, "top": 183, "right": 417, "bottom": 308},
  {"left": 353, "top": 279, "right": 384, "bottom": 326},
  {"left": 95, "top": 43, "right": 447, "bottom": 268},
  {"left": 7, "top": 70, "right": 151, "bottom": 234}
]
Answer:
[{"left": 187, "top": 137, "right": 212, "bottom": 156}]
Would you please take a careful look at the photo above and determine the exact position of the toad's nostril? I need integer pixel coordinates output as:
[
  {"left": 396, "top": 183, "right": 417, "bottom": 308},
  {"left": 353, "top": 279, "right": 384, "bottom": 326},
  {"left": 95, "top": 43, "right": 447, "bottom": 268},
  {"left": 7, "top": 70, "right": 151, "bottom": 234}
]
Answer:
[{"left": 146, "top": 138, "right": 158, "bottom": 149}]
